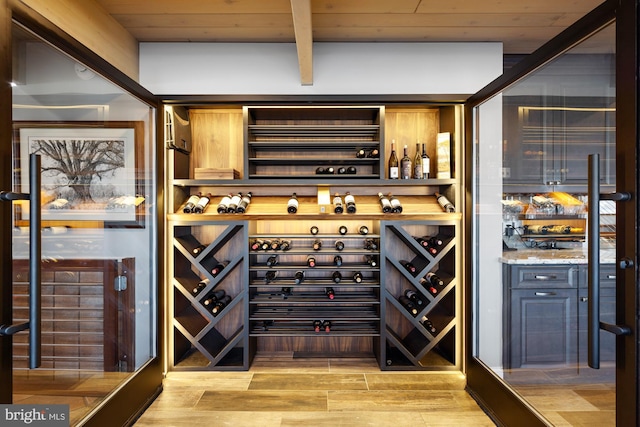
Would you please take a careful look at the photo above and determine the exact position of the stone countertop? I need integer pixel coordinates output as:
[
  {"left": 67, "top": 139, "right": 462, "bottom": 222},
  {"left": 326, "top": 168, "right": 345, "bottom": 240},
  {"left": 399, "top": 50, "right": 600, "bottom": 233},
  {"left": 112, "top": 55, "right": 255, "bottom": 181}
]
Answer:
[{"left": 500, "top": 248, "right": 617, "bottom": 264}]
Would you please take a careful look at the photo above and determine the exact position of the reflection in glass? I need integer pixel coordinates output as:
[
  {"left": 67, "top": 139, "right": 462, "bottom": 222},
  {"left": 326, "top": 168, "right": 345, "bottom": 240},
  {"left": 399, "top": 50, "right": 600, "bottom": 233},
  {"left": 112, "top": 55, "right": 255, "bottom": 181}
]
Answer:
[
  {"left": 11, "top": 24, "right": 156, "bottom": 425},
  {"left": 473, "top": 23, "right": 615, "bottom": 424}
]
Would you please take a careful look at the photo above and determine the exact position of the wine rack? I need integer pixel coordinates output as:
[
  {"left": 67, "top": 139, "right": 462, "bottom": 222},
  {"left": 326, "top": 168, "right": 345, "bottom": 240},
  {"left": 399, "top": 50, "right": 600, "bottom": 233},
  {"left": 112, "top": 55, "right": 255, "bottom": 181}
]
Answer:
[
  {"left": 171, "top": 221, "right": 252, "bottom": 370},
  {"left": 248, "top": 221, "right": 381, "bottom": 340},
  {"left": 167, "top": 103, "right": 462, "bottom": 370},
  {"left": 245, "top": 106, "right": 383, "bottom": 180},
  {"left": 381, "top": 221, "right": 459, "bottom": 370}
]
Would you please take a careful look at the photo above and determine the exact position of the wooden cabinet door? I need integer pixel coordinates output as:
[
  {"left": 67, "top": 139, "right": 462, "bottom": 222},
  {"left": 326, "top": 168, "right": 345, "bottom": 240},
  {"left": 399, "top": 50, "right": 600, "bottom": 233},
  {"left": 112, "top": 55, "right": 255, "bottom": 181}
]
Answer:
[{"left": 509, "top": 288, "right": 578, "bottom": 369}]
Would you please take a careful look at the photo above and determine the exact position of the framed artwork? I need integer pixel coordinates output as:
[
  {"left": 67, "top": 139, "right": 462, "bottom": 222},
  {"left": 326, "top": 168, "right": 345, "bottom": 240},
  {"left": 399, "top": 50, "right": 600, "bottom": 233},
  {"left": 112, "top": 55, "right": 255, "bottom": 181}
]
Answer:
[{"left": 14, "top": 121, "right": 145, "bottom": 228}]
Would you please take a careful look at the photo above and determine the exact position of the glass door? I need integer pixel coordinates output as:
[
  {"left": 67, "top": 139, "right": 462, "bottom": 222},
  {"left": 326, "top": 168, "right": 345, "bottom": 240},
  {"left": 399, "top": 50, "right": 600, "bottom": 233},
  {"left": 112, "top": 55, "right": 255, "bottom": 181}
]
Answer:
[
  {"left": 467, "top": 2, "right": 639, "bottom": 425},
  {"left": 1, "top": 22, "right": 160, "bottom": 425}
]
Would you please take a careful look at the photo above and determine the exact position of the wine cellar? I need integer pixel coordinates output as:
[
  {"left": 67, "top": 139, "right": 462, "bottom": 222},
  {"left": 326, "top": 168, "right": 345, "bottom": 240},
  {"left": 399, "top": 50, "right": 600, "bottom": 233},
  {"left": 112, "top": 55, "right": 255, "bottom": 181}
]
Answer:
[{"left": 167, "top": 105, "right": 462, "bottom": 371}]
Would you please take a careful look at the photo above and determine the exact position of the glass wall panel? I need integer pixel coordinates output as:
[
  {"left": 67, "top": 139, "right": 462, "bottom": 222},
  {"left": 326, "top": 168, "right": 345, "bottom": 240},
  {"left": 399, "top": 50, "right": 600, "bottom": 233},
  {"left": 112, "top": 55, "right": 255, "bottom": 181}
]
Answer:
[
  {"left": 10, "top": 24, "right": 156, "bottom": 425},
  {"left": 473, "top": 24, "right": 616, "bottom": 425}
]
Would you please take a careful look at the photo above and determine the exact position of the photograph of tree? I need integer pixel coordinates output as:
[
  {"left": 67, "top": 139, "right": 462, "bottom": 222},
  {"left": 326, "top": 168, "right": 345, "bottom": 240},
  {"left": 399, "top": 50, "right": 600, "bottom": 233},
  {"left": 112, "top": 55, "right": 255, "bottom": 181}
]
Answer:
[{"left": 20, "top": 126, "right": 138, "bottom": 222}]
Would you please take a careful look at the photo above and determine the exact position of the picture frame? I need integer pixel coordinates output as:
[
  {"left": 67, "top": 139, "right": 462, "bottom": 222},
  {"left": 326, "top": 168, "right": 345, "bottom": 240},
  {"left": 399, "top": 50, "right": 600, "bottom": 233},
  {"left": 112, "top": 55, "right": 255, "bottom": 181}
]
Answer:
[{"left": 13, "top": 121, "right": 146, "bottom": 228}]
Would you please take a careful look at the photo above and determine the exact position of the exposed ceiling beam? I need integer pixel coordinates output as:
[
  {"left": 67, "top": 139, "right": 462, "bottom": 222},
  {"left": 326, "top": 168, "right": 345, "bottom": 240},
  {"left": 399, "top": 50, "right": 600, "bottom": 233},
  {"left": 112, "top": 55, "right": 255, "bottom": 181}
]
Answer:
[{"left": 290, "top": 0, "right": 313, "bottom": 85}]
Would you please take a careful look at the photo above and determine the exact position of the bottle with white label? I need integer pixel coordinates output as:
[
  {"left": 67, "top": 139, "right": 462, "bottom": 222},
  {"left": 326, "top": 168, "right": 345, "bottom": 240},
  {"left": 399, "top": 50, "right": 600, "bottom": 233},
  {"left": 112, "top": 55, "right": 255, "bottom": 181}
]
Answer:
[
  {"left": 421, "top": 143, "right": 430, "bottom": 179},
  {"left": 388, "top": 140, "right": 399, "bottom": 179}
]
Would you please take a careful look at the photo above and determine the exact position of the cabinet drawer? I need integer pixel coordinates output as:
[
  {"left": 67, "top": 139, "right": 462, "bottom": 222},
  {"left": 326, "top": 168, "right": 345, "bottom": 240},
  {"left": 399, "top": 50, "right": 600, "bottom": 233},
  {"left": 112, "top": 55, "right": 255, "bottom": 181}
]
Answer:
[
  {"left": 511, "top": 265, "right": 577, "bottom": 289},
  {"left": 578, "top": 264, "right": 616, "bottom": 288}
]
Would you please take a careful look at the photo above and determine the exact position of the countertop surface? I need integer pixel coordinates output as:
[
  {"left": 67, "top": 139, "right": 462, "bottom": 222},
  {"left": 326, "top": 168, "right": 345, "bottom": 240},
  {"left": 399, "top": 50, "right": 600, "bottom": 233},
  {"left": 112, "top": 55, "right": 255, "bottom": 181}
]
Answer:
[{"left": 500, "top": 247, "right": 617, "bottom": 264}]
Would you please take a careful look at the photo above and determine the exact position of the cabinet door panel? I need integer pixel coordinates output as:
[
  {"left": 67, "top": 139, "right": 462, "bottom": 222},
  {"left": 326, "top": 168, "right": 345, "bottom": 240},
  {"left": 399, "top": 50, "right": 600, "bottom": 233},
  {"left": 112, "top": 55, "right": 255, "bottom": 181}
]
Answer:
[{"left": 510, "top": 289, "right": 577, "bottom": 368}]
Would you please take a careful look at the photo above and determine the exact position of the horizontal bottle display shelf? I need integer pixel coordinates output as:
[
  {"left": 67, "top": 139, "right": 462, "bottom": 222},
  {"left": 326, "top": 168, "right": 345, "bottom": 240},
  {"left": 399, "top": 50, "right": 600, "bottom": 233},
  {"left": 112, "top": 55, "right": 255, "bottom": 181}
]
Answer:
[
  {"left": 249, "top": 320, "right": 379, "bottom": 337},
  {"left": 247, "top": 124, "right": 380, "bottom": 136},
  {"left": 172, "top": 178, "right": 456, "bottom": 186}
]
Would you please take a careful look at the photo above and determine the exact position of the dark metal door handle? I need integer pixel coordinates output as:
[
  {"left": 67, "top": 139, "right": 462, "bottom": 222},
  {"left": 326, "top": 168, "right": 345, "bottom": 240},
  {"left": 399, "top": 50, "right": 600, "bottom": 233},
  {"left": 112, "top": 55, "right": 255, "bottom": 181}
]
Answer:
[
  {"left": 588, "top": 154, "right": 632, "bottom": 369},
  {"left": 0, "top": 154, "right": 41, "bottom": 368}
]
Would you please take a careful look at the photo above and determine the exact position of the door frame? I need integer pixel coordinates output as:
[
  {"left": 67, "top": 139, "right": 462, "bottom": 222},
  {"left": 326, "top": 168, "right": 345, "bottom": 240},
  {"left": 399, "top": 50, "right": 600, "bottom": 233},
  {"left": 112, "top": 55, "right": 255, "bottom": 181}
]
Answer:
[
  {"left": 464, "top": 0, "right": 638, "bottom": 425},
  {"left": 0, "top": 3, "right": 165, "bottom": 426}
]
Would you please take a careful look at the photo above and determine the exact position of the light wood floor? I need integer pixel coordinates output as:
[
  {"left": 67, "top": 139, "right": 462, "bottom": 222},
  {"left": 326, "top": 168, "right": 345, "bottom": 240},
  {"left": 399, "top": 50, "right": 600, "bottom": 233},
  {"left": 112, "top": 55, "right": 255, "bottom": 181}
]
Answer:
[{"left": 134, "top": 354, "right": 496, "bottom": 427}]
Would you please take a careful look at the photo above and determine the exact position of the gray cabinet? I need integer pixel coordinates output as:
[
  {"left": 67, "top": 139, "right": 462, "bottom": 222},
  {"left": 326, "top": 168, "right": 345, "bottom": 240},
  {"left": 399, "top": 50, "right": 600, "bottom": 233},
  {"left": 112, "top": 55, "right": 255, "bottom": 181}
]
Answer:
[
  {"left": 503, "top": 265, "right": 578, "bottom": 369},
  {"left": 503, "top": 263, "right": 615, "bottom": 370}
]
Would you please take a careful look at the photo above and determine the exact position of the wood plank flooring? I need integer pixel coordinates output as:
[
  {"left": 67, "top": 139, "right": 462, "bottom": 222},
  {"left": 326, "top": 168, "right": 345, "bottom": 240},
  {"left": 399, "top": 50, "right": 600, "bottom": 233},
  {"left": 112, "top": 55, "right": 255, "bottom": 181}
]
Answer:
[{"left": 133, "top": 354, "right": 496, "bottom": 427}]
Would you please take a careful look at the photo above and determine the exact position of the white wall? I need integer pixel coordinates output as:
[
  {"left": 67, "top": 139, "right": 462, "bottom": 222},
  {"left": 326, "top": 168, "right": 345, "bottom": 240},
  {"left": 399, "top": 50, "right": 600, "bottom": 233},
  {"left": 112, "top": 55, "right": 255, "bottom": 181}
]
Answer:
[{"left": 139, "top": 42, "right": 502, "bottom": 96}]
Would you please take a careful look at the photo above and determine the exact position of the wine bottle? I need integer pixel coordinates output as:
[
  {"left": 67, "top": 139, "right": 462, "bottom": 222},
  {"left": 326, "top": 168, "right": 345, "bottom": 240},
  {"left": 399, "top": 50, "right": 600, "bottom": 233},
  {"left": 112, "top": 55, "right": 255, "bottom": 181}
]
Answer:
[
  {"left": 281, "top": 287, "right": 293, "bottom": 296},
  {"left": 183, "top": 195, "right": 201, "bottom": 213},
  {"left": 419, "top": 277, "right": 438, "bottom": 295},
  {"left": 414, "top": 236, "right": 430, "bottom": 249},
  {"left": 250, "top": 239, "right": 263, "bottom": 251},
  {"left": 294, "top": 270, "right": 305, "bottom": 284},
  {"left": 356, "top": 148, "right": 366, "bottom": 158},
  {"left": 266, "top": 254, "right": 278, "bottom": 267},
  {"left": 264, "top": 270, "right": 278, "bottom": 283},
  {"left": 211, "top": 260, "right": 229, "bottom": 277},
  {"left": 306, "top": 255, "right": 316, "bottom": 268},
  {"left": 368, "top": 148, "right": 379, "bottom": 158},
  {"left": 280, "top": 240, "right": 291, "bottom": 251},
  {"left": 346, "top": 166, "right": 357, "bottom": 174},
  {"left": 426, "top": 271, "right": 444, "bottom": 287},
  {"left": 377, "top": 192, "right": 392, "bottom": 213},
  {"left": 236, "top": 191, "right": 252, "bottom": 213},
  {"left": 333, "top": 193, "right": 344, "bottom": 214},
  {"left": 192, "top": 244, "right": 206, "bottom": 256},
  {"left": 359, "top": 225, "right": 369, "bottom": 235},
  {"left": 227, "top": 192, "right": 242, "bottom": 213},
  {"left": 315, "top": 167, "right": 326, "bottom": 174},
  {"left": 398, "top": 295, "right": 418, "bottom": 316},
  {"left": 335, "top": 240, "right": 345, "bottom": 251},
  {"left": 217, "top": 194, "right": 232, "bottom": 213},
  {"left": 388, "top": 193, "right": 403, "bottom": 213},
  {"left": 193, "top": 193, "right": 211, "bottom": 213},
  {"left": 344, "top": 192, "right": 356, "bottom": 213},
  {"left": 428, "top": 235, "right": 444, "bottom": 248},
  {"left": 310, "top": 225, "right": 319, "bottom": 235},
  {"left": 352, "top": 271, "right": 363, "bottom": 283},
  {"left": 337, "top": 167, "right": 347, "bottom": 174},
  {"left": 413, "top": 143, "right": 423, "bottom": 179},
  {"left": 313, "top": 320, "right": 322, "bottom": 333},
  {"left": 400, "top": 260, "right": 416, "bottom": 274},
  {"left": 388, "top": 140, "right": 399, "bottom": 179},
  {"left": 404, "top": 289, "right": 424, "bottom": 307},
  {"left": 312, "top": 239, "right": 322, "bottom": 251},
  {"left": 435, "top": 192, "right": 455, "bottom": 213},
  {"left": 401, "top": 145, "right": 412, "bottom": 179},
  {"left": 211, "top": 295, "right": 232, "bottom": 316},
  {"left": 325, "top": 287, "right": 336, "bottom": 299},
  {"left": 421, "top": 143, "right": 430, "bottom": 179},
  {"left": 192, "top": 278, "right": 209, "bottom": 295},
  {"left": 333, "top": 255, "right": 343, "bottom": 267},
  {"left": 338, "top": 225, "right": 348, "bottom": 235},
  {"left": 260, "top": 240, "right": 271, "bottom": 251},
  {"left": 322, "top": 320, "right": 331, "bottom": 333},
  {"left": 326, "top": 167, "right": 335, "bottom": 174},
  {"left": 332, "top": 271, "right": 342, "bottom": 283},
  {"left": 419, "top": 315, "right": 437, "bottom": 334},
  {"left": 270, "top": 239, "right": 282, "bottom": 250},
  {"left": 363, "top": 238, "right": 378, "bottom": 250},
  {"left": 365, "top": 255, "right": 377, "bottom": 267},
  {"left": 203, "top": 289, "right": 226, "bottom": 306},
  {"left": 287, "top": 193, "right": 299, "bottom": 213}
]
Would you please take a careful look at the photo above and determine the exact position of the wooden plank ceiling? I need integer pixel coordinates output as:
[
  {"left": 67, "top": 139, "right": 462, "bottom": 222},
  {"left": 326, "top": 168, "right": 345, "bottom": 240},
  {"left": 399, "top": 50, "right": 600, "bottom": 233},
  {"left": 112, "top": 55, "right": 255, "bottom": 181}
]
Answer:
[{"left": 95, "top": 0, "right": 605, "bottom": 85}]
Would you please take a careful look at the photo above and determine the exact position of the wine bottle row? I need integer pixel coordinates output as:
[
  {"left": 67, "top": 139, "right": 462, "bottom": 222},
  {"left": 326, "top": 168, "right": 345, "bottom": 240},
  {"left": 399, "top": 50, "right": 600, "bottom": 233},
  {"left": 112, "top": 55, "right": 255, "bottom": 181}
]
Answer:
[
  {"left": 315, "top": 166, "right": 357, "bottom": 175},
  {"left": 191, "top": 282, "right": 233, "bottom": 317},
  {"left": 261, "top": 269, "right": 366, "bottom": 284},
  {"left": 250, "top": 238, "right": 379, "bottom": 253},
  {"left": 388, "top": 140, "right": 430, "bottom": 180},
  {"left": 182, "top": 192, "right": 253, "bottom": 214},
  {"left": 256, "top": 253, "right": 377, "bottom": 268}
]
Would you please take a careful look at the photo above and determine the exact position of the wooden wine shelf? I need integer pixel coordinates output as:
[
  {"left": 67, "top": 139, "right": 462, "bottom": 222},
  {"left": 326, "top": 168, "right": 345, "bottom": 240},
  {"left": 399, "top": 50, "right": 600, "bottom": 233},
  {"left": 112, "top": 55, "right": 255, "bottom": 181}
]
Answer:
[{"left": 168, "top": 195, "right": 460, "bottom": 222}]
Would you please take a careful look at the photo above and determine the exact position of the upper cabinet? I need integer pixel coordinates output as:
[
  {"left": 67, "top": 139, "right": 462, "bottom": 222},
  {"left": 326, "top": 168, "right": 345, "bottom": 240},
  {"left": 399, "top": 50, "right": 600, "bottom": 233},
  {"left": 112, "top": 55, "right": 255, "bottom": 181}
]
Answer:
[{"left": 503, "top": 95, "right": 615, "bottom": 189}]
